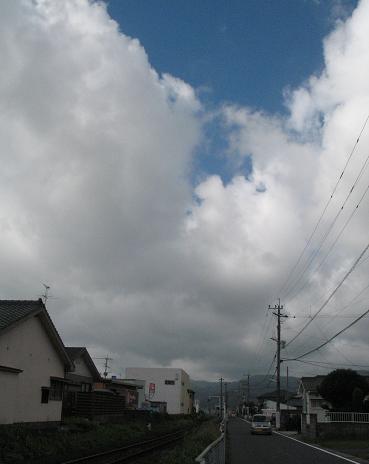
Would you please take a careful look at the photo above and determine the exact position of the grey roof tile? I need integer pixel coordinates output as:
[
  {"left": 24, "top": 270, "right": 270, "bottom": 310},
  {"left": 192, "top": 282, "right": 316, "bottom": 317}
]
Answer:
[{"left": 0, "top": 299, "right": 44, "bottom": 331}]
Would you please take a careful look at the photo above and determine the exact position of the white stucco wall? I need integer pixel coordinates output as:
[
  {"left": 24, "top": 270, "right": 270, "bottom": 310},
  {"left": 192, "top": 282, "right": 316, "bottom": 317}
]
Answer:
[
  {"left": 0, "top": 315, "right": 65, "bottom": 424},
  {"left": 263, "top": 399, "right": 297, "bottom": 411},
  {"left": 126, "top": 367, "right": 192, "bottom": 414}
]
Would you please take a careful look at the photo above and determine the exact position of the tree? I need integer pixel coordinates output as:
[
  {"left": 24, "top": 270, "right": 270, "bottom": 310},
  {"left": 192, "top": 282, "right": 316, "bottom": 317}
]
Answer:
[
  {"left": 352, "top": 387, "right": 364, "bottom": 412},
  {"left": 318, "top": 369, "right": 369, "bottom": 410}
]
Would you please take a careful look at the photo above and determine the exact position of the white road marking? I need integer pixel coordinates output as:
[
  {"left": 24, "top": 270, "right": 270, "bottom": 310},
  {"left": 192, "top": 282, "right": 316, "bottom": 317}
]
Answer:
[{"left": 239, "top": 418, "right": 363, "bottom": 463}]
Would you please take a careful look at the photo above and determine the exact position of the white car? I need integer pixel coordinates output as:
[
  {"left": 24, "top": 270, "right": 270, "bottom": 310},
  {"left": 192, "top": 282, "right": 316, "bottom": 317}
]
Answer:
[{"left": 250, "top": 414, "right": 272, "bottom": 435}]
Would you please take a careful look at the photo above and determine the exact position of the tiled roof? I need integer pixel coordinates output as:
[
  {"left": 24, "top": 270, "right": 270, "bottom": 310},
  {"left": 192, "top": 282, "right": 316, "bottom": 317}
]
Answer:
[
  {"left": 300, "top": 376, "right": 326, "bottom": 393},
  {"left": 65, "top": 347, "right": 85, "bottom": 360},
  {"left": 0, "top": 299, "right": 44, "bottom": 331},
  {"left": 65, "top": 346, "right": 101, "bottom": 380}
]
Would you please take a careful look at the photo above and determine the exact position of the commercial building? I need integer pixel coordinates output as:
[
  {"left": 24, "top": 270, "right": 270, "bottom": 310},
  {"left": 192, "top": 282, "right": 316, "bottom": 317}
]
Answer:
[{"left": 125, "top": 367, "right": 194, "bottom": 414}]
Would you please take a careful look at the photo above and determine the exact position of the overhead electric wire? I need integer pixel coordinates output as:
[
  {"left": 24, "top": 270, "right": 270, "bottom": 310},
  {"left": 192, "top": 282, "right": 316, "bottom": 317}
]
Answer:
[
  {"left": 252, "top": 354, "right": 277, "bottom": 387},
  {"left": 286, "top": 307, "right": 369, "bottom": 361},
  {"left": 287, "top": 161, "right": 369, "bottom": 301},
  {"left": 279, "top": 114, "right": 369, "bottom": 299},
  {"left": 254, "top": 307, "right": 274, "bottom": 363},
  {"left": 288, "top": 280, "right": 369, "bottom": 356},
  {"left": 300, "top": 359, "right": 369, "bottom": 368},
  {"left": 313, "top": 181, "right": 369, "bottom": 272},
  {"left": 285, "top": 239, "right": 369, "bottom": 348}
]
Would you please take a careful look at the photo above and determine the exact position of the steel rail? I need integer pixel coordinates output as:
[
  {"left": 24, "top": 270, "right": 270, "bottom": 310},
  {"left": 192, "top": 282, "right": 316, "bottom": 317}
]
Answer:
[{"left": 61, "top": 429, "right": 186, "bottom": 464}]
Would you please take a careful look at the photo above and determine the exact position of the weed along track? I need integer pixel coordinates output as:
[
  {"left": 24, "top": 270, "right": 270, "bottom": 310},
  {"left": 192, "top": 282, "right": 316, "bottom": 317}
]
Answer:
[{"left": 60, "top": 430, "right": 186, "bottom": 464}]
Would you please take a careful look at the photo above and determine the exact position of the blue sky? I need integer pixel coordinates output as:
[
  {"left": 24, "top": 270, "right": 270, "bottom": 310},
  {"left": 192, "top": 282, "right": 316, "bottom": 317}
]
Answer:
[
  {"left": 107, "top": 0, "right": 357, "bottom": 113},
  {"left": 107, "top": 0, "right": 358, "bottom": 183}
]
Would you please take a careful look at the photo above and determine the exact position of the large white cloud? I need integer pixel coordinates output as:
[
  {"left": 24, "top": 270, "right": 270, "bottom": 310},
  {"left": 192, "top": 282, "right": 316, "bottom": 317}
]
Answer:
[{"left": 1, "top": 0, "right": 369, "bottom": 381}]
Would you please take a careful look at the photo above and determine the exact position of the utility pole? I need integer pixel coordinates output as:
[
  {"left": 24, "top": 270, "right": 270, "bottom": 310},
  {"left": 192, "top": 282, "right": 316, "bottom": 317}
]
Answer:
[
  {"left": 269, "top": 299, "right": 288, "bottom": 415},
  {"left": 220, "top": 377, "right": 224, "bottom": 419},
  {"left": 286, "top": 365, "right": 289, "bottom": 410},
  {"left": 247, "top": 372, "right": 250, "bottom": 404},
  {"left": 224, "top": 382, "right": 228, "bottom": 416}
]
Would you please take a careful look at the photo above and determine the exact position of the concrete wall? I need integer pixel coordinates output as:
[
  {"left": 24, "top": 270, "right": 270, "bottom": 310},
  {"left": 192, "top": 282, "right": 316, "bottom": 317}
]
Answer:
[
  {"left": 301, "top": 413, "right": 318, "bottom": 440},
  {"left": 301, "top": 413, "right": 369, "bottom": 440},
  {"left": 318, "top": 422, "right": 369, "bottom": 439},
  {"left": 0, "top": 315, "right": 65, "bottom": 424},
  {"left": 126, "top": 367, "right": 192, "bottom": 414}
]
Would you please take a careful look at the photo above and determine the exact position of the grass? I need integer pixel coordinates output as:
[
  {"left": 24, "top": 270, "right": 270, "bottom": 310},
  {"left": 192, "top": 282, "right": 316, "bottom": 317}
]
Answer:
[
  {"left": 139, "top": 418, "right": 221, "bottom": 464},
  {"left": 0, "top": 414, "right": 196, "bottom": 464}
]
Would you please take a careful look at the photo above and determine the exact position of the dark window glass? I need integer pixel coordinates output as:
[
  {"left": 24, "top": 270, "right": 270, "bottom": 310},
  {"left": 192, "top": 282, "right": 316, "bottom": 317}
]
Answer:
[
  {"left": 41, "top": 387, "right": 49, "bottom": 403},
  {"left": 165, "top": 380, "right": 175, "bottom": 385}
]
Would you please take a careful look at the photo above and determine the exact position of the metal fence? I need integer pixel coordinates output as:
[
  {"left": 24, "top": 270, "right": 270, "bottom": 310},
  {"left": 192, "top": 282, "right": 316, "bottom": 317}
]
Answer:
[
  {"left": 195, "top": 434, "right": 225, "bottom": 464},
  {"left": 323, "top": 412, "right": 369, "bottom": 423}
]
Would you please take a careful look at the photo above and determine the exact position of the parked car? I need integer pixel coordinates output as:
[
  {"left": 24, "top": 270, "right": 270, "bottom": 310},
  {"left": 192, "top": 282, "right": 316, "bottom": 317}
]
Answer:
[{"left": 250, "top": 414, "right": 272, "bottom": 435}]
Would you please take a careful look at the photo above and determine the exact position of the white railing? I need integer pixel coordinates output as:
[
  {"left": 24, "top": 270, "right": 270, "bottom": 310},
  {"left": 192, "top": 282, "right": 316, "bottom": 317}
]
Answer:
[
  {"left": 195, "top": 434, "right": 225, "bottom": 464},
  {"left": 323, "top": 412, "right": 369, "bottom": 423}
]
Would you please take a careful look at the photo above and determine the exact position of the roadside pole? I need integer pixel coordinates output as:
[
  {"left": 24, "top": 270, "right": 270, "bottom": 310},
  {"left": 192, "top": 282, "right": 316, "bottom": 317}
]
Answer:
[{"left": 269, "top": 299, "right": 288, "bottom": 430}]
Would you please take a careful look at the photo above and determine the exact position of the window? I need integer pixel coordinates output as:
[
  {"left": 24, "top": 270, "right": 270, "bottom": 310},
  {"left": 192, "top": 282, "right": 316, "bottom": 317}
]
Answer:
[
  {"left": 81, "top": 383, "right": 91, "bottom": 392},
  {"left": 165, "top": 380, "right": 175, "bottom": 385},
  {"left": 41, "top": 387, "right": 49, "bottom": 404},
  {"left": 311, "top": 399, "right": 324, "bottom": 408},
  {"left": 49, "top": 380, "right": 63, "bottom": 401}
]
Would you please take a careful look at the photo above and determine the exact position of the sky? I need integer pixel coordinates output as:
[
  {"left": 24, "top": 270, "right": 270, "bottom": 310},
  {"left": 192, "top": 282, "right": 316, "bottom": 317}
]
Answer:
[{"left": 1, "top": 0, "right": 369, "bottom": 382}]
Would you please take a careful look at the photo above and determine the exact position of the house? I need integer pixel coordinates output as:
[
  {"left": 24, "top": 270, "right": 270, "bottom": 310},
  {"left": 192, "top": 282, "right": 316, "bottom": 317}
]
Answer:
[
  {"left": 94, "top": 378, "right": 143, "bottom": 409},
  {"left": 298, "top": 376, "right": 329, "bottom": 422},
  {"left": 257, "top": 389, "right": 301, "bottom": 413},
  {"left": 125, "top": 367, "right": 194, "bottom": 414},
  {"left": 0, "top": 299, "right": 73, "bottom": 425},
  {"left": 65, "top": 347, "right": 101, "bottom": 392}
]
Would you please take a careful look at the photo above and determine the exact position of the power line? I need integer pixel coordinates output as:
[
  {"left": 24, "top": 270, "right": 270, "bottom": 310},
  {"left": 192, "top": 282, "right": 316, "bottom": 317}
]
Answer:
[
  {"left": 285, "top": 240, "right": 369, "bottom": 348},
  {"left": 286, "top": 307, "right": 369, "bottom": 361},
  {"left": 251, "top": 354, "right": 277, "bottom": 388},
  {"left": 301, "top": 359, "right": 369, "bottom": 368},
  {"left": 279, "top": 113, "right": 369, "bottom": 298},
  {"left": 288, "top": 179, "right": 369, "bottom": 301}
]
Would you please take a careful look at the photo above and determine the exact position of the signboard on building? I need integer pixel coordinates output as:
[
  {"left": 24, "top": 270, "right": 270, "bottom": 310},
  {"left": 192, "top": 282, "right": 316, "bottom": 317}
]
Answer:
[{"left": 149, "top": 382, "right": 155, "bottom": 398}]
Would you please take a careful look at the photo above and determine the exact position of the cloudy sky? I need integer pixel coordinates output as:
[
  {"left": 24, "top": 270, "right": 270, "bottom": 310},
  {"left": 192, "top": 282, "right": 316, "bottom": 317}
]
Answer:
[{"left": 2, "top": 0, "right": 369, "bottom": 381}]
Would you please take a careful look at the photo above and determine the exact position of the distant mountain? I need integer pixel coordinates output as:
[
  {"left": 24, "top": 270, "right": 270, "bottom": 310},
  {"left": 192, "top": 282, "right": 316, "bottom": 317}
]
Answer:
[{"left": 191, "top": 375, "right": 299, "bottom": 411}]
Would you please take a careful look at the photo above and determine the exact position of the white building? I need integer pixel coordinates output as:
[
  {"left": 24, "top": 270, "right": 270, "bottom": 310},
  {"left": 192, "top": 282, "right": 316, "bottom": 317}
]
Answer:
[
  {"left": 298, "top": 376, "right": 330, "bottom": 422},
  {"left": 0, "top": 299, "right": 73, "bottom": 425},
  {"left": 126, "top": 367, "right": 194, "bottom": 414}
]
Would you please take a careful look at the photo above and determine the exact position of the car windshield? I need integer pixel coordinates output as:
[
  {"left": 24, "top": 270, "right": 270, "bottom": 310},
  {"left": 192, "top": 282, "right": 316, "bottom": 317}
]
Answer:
[{"left": 253, "top": 415, "right": 267, "bottom": 422}]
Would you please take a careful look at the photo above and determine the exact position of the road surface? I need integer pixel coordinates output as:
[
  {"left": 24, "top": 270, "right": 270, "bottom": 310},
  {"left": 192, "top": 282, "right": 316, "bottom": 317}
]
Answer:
[{"left": 228, "top": 418, "right": 367, "bottom": 464}]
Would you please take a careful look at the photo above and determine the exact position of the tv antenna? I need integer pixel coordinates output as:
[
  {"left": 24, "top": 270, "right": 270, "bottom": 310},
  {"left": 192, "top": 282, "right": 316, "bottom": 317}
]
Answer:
[
  {"left": 41, "top": 284, "right": 51, "bottom": 304},
  {"left": 93, "top": 355, "right": 114, "bottom": 378}
]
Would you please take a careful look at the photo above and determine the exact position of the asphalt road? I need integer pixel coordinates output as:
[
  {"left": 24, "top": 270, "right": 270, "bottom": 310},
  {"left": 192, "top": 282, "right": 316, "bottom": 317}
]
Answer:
[{"left": 228, "top": 418, "right": 367, "bottom": 464}]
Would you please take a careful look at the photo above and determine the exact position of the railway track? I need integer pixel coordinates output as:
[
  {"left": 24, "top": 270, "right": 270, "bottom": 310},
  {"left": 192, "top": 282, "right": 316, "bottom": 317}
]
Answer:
[{"left": 60, "top": 430, "right": 186, "bottom": 464}]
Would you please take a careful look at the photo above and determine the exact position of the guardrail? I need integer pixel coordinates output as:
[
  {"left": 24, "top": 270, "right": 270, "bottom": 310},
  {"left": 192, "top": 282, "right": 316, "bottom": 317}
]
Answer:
[
  {"left": 195, "top": 421, "right": 226, "bottom": 464},
  {"left": 195, "top": 434, "right": 224, "bottom": 464},
  {"left": 323, "top": 412, "right": 369, "bottom": 423}
]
